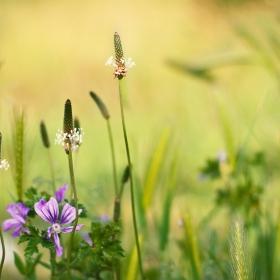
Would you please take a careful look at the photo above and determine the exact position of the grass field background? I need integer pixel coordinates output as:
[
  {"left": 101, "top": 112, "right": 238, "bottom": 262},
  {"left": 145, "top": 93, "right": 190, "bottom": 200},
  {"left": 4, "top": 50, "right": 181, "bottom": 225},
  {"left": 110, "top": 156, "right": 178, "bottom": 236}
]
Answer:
[{"left": 0, "top": 0, "right": 280, "bottom": 278}]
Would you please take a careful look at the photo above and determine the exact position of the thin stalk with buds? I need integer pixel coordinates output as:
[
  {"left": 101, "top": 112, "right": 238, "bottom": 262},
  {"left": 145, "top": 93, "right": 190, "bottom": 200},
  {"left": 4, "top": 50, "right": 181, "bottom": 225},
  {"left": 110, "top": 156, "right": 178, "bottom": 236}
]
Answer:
[{"left": 60, "top": 99, "right": 79, "bottom": 280}]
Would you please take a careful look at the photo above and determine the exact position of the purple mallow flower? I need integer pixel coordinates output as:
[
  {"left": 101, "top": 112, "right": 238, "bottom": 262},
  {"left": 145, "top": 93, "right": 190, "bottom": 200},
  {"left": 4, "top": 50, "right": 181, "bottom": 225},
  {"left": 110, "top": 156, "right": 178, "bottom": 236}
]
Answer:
[
  {"left": 55, "top": 184, "right": 68, "bottom": 202},
  {"left": 34, "top": 197, "right": 83, "bottom": 257},
  {"left": 2, "top": 203, "right": 30, "bottom": 237}
]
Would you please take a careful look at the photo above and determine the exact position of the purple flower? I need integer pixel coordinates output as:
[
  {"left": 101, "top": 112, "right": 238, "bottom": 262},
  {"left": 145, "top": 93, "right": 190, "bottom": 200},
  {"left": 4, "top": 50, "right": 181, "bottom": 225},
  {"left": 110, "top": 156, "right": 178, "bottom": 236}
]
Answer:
[
  {"left": 55, "top": 184, "right": 68, "bottom": 202},
  {"left": 34, "top": 197, "right": 83, "bottom": 257},
  {"left": 2, "top": 203, "right": 30, "bottom": 237},
  {"left": 82, "top": 232, "right": 93, "bottom": 246}
]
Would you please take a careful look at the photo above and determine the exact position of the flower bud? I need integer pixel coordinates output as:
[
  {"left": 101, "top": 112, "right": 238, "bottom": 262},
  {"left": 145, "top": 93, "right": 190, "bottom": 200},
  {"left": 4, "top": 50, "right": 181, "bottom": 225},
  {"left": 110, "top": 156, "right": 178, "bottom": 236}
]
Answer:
[
  {"left": 40, "top": 121, "right": 50, "bottom": 148},
  {"left": 89, "top": 91, "right": 110, "bottom": 119}
]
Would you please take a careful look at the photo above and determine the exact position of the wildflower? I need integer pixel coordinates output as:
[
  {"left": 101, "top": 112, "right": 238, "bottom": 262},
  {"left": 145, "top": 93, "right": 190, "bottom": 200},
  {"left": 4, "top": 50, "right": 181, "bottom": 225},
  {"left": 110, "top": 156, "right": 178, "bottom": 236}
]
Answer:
[
  {"left": 55, "top": 184, "right": 68, "bottom": 202},
  {"left": 55, "top": 127, "right": 84, "bottom": 152},
  {"left": 105, "top": 32, "right": 135, "bottom": 79},
  {"left": 82, "top": 232, "right": 93, "bottom": 246},
  {"left": 0, "top": 159, "right": 9, "bottom": 170},
  {"left": 105, "top": 56, "right": 135, "bottom": 79},
  {"left": 34, "top": 197, "right": 83, "bottom": 257},
  {"left": 2, "top": 203, "right": 30, "bottom": 237},
  {"left": 217, "top": 150, "right": 227, "bottom": 163}
]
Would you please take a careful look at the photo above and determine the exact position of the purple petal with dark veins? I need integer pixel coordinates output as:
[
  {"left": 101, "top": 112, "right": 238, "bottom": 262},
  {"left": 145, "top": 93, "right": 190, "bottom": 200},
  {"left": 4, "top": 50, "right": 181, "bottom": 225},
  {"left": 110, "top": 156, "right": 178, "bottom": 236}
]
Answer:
[
  {"left": 61, "top": 224, "right": 84, "bottom": 233},
  {"left": 53, "top": 232, "right": 63, "bottom": 257},
  {"left": 55, "top": 184, "right": 68, "bottom": 202},
  {"left": 34, "top": 198, "right": 59, "bottom": 224},
  {"left": 59, "top": 203, "right": 82, "bottom": 225},
  {"left": 2, "top": 219, "right": 21, "bottom": 233}
]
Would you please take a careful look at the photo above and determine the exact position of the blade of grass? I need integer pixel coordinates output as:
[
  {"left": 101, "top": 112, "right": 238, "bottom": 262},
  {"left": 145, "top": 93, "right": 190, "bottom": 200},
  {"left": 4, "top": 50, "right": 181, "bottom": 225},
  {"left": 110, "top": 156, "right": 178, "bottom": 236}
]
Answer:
[
  {"left": 142, "top": 128, "right": 170, "bottom": 212},
  {"left": 159, "top": 150, "right": 178, "bottom": 252},
  {"left": 183, "top": 212, "right": 201, "bottom": 280}
]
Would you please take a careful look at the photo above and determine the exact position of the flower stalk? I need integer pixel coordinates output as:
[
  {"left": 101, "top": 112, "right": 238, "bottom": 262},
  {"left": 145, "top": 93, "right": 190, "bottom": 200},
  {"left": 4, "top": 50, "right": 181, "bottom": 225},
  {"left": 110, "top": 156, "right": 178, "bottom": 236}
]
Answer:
[
  {"left": 118, "top": 79, "right": 144, "bottom": 279},
  {"left": 89, "top": 91, "right": 118, "bottom": 197},
  {"left": 107, "top": 31, "right": 143, "bottom": 279},
  {"left": 0, "top": 225, "right": 5, "bottom": 280},
  {"left": 61, "top": 99, "right": 80, "bottom": 280}
]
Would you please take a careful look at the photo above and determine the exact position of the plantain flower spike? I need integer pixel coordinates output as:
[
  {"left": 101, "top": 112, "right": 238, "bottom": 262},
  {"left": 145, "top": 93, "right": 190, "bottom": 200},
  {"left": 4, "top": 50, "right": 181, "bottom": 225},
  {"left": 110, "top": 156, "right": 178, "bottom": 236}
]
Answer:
[
  {"left": 0, "top": 133, "right": 9, "bottom": 170},
  {"left": 55, "top": 100, "right": 84, "bottom": 153},
  {"left": 105, "top": 32, "right": 135, "bottom": 79}
]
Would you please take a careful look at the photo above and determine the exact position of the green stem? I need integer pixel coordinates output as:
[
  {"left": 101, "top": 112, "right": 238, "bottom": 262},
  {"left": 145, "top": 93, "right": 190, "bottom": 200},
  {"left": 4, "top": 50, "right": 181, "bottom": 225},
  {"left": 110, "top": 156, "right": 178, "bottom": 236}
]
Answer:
[
  {"left": 106, "top": 119, "right": 118, "bottom": 197},
  {"left": 55, "top": 257, "right": 79, "bottom": 277},
  {"left": 118, "top": 79, "right": 144, "bottom": 279},
  {"left": 118, "top": 182, "right": 125, "bottom": 200},
  {"left": 47, "top": 149, "right": 56, "bottom": 193},
  {"left": 0, "top": 225, "right": 5, "bottom": 279},
  {"left": 66, "top": 146, "right": 79, "bottom": 280},
  {"left": 50, "top": 249, "right": 56, "bottom": 280}
]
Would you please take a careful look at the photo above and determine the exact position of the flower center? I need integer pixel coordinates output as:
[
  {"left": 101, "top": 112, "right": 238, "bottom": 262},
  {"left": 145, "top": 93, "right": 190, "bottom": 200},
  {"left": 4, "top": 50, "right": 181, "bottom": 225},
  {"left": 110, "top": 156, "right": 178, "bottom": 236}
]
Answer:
[{"left": 52, "top": 223, "right": 62, "bottom": 233}]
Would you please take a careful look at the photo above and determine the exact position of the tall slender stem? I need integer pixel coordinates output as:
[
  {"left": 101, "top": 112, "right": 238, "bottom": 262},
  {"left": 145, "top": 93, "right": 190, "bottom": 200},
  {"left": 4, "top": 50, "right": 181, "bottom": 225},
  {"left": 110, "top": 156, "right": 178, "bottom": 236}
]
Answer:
[
  {"left": 0, "top": 225, "right": 5, "bottom": 279},
  {"left": 118, "top": 80, "right": 144, "bottom": 279},
  {"left": 66, "top": 146, "right": 79, "bottom": 280},
  {"left": 47, "top": 149, "right": 56, "bottom": 193},
  {"left": 50, "top": 249, "right": 56, "bottom": 280},
  {"left": 106, "top": 119, "right": 118, "bottom": 197}
]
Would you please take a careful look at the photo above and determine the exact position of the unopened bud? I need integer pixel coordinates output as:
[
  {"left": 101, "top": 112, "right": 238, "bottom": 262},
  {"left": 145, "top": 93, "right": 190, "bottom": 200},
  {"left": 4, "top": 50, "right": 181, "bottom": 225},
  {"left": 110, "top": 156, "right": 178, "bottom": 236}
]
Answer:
[
  {"left": 40, "top": 121, "right": 50, "bottom": 148},
  {"left": 121, "top": 165, "right": 130, "bottom": 184},
  {"left": 89, "top": 91, "right": 110, "bottom": 119},
  {"left": 74, "top": 116, "right": 81, "bottom": 130}
]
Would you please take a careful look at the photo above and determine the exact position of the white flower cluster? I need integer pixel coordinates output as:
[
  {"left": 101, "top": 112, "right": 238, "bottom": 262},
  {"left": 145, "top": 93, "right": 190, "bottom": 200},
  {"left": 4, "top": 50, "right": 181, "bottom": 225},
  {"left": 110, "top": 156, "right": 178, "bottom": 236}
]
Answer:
[
  {"left": 105, "top": 56, "right": 136, "bottom": 69},
  {"left": 0, "top": 159, "right": 9, "bottom": 170},
  {"left": 55, "top": 128, "right": 84, "bottom": 152},
  {"left": 105, "top": 56, "right": 135, "bottom": 78}
]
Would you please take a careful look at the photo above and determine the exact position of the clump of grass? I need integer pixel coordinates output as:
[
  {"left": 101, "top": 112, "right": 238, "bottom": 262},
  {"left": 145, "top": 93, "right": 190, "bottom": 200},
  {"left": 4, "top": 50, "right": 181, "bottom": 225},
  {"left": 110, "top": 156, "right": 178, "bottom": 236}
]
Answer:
[{"left": 229, "top": 217, "right": 254, "bottom": 280}]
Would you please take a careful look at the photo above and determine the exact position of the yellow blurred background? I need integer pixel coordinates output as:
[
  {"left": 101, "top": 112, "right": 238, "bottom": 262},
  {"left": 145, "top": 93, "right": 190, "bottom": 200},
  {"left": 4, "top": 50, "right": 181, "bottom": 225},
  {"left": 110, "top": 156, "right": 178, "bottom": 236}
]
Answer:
[{"left": 0, "top": 0, "right": 280, "bottom": 278}]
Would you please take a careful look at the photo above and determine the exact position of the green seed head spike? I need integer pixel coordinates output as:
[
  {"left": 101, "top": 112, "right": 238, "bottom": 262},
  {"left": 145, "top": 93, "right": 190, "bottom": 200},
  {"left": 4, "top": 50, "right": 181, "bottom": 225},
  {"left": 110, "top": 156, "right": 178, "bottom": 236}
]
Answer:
[
  {"left": 63, "top": 99, "right": 74, "bottom": 134},
  {"left": 40, "top": 121, "right": 50, "bottom": 148},
  {"left": 74, "top": 116, "right": 80, "bottom": 130},
  {"left": 114, "top": 32, "right": 124, "bottom": 65},
  {"left": 121, "top": 165, "right": 131, "bottom": 184},
  {"left": 89, "top": 91, "right": 110, "bottom": 119}
]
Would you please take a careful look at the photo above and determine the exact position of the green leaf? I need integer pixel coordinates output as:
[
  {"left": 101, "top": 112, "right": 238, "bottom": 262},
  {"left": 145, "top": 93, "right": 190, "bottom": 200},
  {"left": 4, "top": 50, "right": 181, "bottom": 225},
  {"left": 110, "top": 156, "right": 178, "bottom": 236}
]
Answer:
[
  {"left": 18, "top": 226, "right": 54, "bottom": 259},
  {"left": 78, "top": 222, "right": 124, "bottom": 267},
  {"left": 200, "top": 158, "right": 221, "bottom": 180},
  {"left": 13, "top": 251, "right": 26, "bottom": 275}
]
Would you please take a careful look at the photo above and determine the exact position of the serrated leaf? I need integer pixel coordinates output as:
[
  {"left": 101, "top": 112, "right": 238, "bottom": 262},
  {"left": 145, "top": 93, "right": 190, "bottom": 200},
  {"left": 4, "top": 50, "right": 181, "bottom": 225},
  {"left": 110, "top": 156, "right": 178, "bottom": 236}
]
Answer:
[
  {"left": 18, "top": 226, "right": 54, "bottom": 259},
  {"left": 78, "top": 222, "right": 124, "bottom": 267},
  {"left": 13, "top": 251, "right": 26, "bottom": 275}
]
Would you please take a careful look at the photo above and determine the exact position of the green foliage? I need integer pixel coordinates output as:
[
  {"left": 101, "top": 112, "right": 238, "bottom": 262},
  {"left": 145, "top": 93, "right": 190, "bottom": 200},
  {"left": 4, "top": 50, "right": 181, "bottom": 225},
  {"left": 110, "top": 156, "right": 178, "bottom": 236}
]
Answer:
[
  {"left": 13, "top": 252, "right": 43, "bottom": 279},
  {"left": 78, "top": 222, "right": 125, "bottom": 267},
  {"left": 18, "top": 226, "right": 54, "bottom": 259},
  {"left": 200, "top": 158, "right": 221, "bottom": 180}
]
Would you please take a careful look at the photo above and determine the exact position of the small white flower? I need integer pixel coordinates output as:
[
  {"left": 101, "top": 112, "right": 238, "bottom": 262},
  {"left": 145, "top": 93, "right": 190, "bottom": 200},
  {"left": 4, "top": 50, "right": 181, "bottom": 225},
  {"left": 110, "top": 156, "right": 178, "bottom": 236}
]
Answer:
[
  {"left": 0, "top": 159, "right": 9, "bottom": 170},
  {"left": 105, "top": 56, "right": 135, "bottom": 78},
  {"left": 55, "top": 128, "right": 84, "bottom": 152},
  {"left": 217, "top": 150, "right": 227, "bottom": 163}
]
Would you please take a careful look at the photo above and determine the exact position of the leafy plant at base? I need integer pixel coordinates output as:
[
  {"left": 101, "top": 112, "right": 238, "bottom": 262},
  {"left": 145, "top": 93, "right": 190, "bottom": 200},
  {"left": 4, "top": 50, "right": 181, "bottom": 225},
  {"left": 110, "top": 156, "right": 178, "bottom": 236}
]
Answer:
[{"left": 78, "top": 222, "right": 125, "bottom": 267}]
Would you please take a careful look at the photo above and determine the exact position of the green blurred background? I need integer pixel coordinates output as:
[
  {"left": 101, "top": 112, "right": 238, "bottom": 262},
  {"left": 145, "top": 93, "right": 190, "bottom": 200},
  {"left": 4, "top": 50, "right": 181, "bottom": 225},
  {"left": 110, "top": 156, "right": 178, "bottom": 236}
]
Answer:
[{"left": 1, "top": 0, "right": 280, "bottom": 278}]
